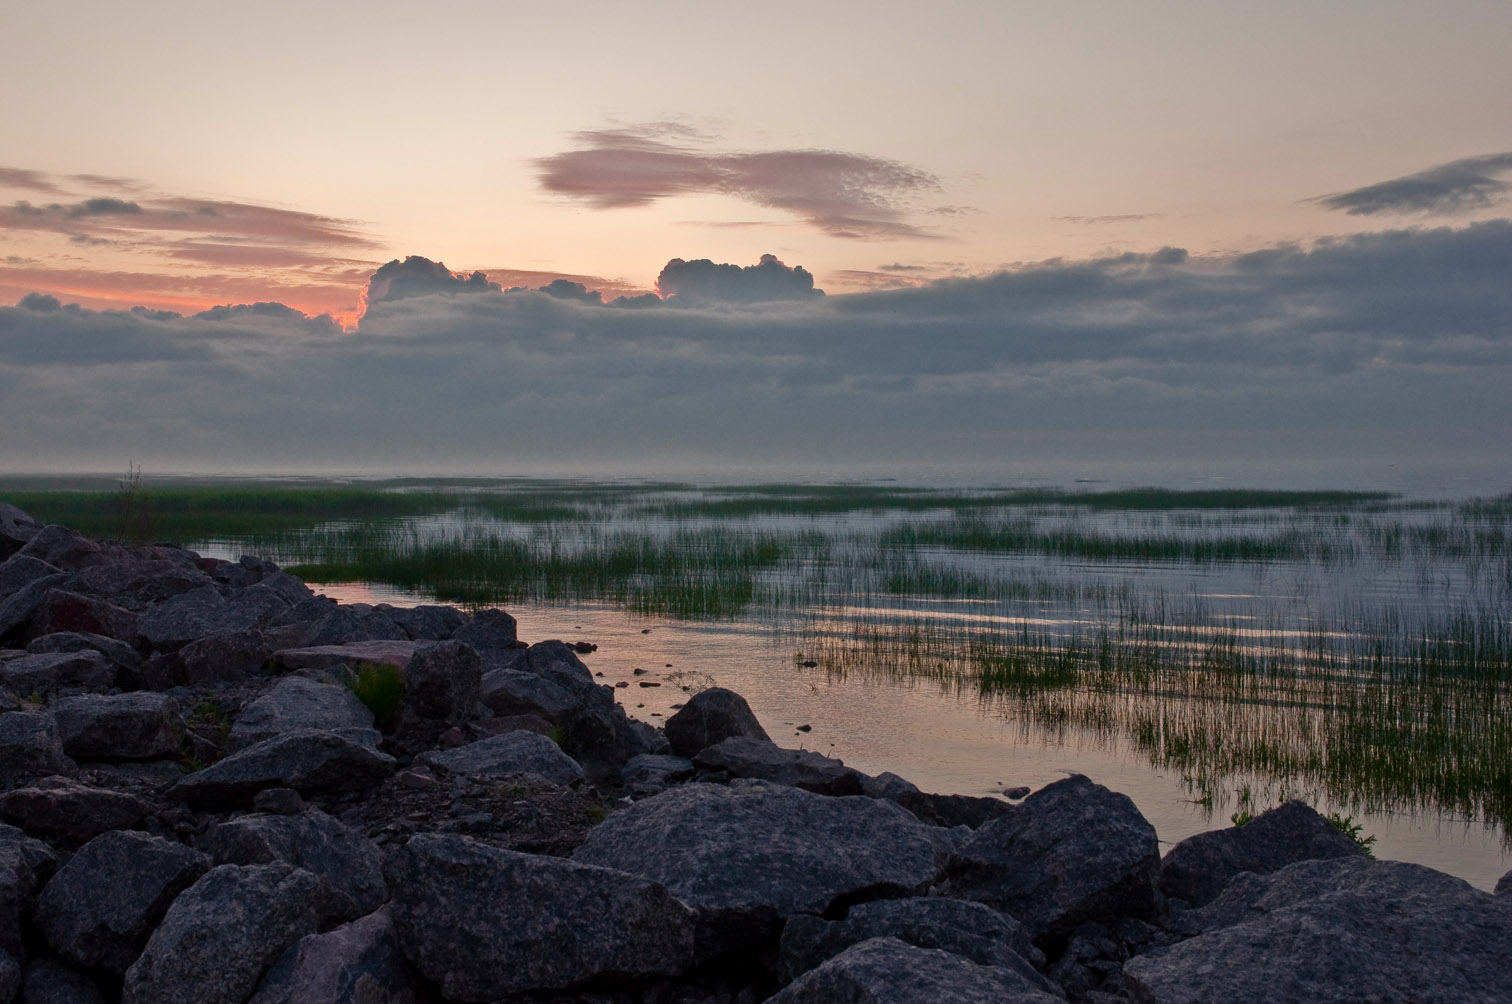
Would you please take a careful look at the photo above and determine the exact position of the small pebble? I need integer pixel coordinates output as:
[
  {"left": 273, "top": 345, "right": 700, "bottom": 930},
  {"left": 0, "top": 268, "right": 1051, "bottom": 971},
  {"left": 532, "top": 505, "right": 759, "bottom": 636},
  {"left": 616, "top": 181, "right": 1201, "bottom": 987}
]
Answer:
[
  {"left": 1004, "top": 786, "right": 1031, "bottom": 799},
  {"left": 615, "top": 681, "right": 630, "bottom": 688},
  {"left": 638, "top": 681, "right": 661, "bottom": 688},
  {"left": 796, "top": 724, "right": 812, "bottom": 732},
  {"left": 633, "top": 667, "right": 649, "bottom": 675}
]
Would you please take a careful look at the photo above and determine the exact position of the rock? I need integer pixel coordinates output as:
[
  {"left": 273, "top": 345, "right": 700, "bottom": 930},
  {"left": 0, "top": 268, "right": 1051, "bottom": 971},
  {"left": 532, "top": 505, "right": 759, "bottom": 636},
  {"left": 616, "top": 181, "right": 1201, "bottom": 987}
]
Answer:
[
  {"left": 0, "top": 775, "right": 146, "bottom": 843},
  {"left": 937, "top": 774, "right": 1160, "bottom": 950},
  {"left": 418, "top": 731, "right": 585, "bottom": 788},
  {"left": 1124, "top": 858, "right": 1512, "bottom": 1003},
  {"left": 252, "top": 788, "right": 304, "bottom": 814},
  {"left": 247, "top": 906, "right": 419, "bottom": 1004},
  {"left": 69, "top": 556, "right": 209, "bottom": 609},
  {"left": 170, "top": 729, "right": 395, "bottom": 809},
  {"left": 621, "top": 753, "right": 696, "bottom": 796},
  {"left": 778, "top": 897, "right": 1049, "bottom": 991},
  {"left": 272, "top": 640, "right": 422, "bottom": 674},
  {"left": 207, "top": 809, "right": 387, "bottom": 921},
  {"left": 449, "top": 608, "right": 519, "bottom": 663},
  {"left": 24, "top": 590, "right": 138, "bottom": 645},
  {"left": 1159, "top": 800, "right": 1368, "bottom": 907},
  {"left": 33, "top": 830, "right": 209, "bottom": 973},
  {"left": 860, "top": 773, "right": 1015, "bottom": 828},
  {"left": 15, "top": 526, "right": 106, "bottom": 573},
  {"left": 304, "top": 605, "right": 407, "bottom": 647},
  {"left": 766, "top": 937, "right": 1063, "bottom": 1004},
  {"left": 402, "top": 640, "right": 481, "bottom": 720},
  {"left": 1497, "top": 869, "right": 1512, "bottom": 897},
  {"left": 0, "top": 713, "right": 75, "bottom": 788},
  {"left": 693, "top": 736, "right": 863, "bottom": 796},
  {"left": 0, "top": 571, "right": 72, "bottom": 645},
  {"left": 134, "top": 585, "right": 233, "bottom": 652},
  {"left": 25, "top": 632, "right": 140, "bottom": 678},
  {"left": 0, "top": 952, "right": 15, "bottom": 1004},
  {"left": 573, "top": 780, "right": 942, "bottom": 953},
  {"left": 382, "top": 603, "right": 466, "bottom": 642},
  {"left": 479, "top": 667, "right": 579, "bottom": 720},
  {"left": 177, "top": 628, "right": 272, "bottom": 684},
  {"left": 0, "top": 823, "right": 58, "bottom": 958},
  {"left": 387, "top": 833, "right": 695, "bottom": 1000},
  {"left": 121, "top": 863, "right": 338, "bottom": 1004},
  {"left": 0, "top": 651, "right": 115, "bottom": 697},
  {"left": 18, "top": 958, "right": 108, "bottom": 1004},
  {"left": 226, "top": 676, "right": 376, "bottom": 753},
  {"left": 49, "top": 692, "right": 180, "bottom": 760},
  {"left": 0, "top": 505, "right": 42, "bottom": 561},
  {"left": 664, "top": 686, "right": 769, "bottom": 758}
]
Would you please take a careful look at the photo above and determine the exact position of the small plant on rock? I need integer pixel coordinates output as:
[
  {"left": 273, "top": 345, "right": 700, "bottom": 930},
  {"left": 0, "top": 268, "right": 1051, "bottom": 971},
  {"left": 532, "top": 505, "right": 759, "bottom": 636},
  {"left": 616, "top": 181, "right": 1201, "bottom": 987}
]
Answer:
[
  {"left": 1326, "top": 811, "right": 1378, "bottom": 858},
  {"left": 347, "top": 662, "right": 405, "bottom": 729}
]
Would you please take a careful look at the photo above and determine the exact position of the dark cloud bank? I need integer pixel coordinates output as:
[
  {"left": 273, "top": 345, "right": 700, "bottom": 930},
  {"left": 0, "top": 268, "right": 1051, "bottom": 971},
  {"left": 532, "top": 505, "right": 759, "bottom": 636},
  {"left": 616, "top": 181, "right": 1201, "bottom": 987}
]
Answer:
[{"left": 2, "top": 224, "right": 1509, "bottom": 474}]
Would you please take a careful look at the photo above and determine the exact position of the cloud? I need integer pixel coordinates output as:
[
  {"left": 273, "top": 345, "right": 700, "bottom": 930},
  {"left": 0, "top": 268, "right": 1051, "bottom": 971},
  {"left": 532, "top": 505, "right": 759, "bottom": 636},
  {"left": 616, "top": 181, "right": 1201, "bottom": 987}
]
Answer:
[
  {"left": 537, "top": 124, "right": 944, "bottom": 239},
  {"left": 0, "top": 167, "right": 68, "bottom": 194},
  {"left": 1054, "top": 213, "right": 1162, "bottom": 225},
  {"left": 1312, "top": 152, "right": 1512, "bottom": 216},
  {"left": 535, "top": 279, "right": 603, "bottom": 305},
  {"left": 0, "top": 221, "right": 1508, "bottom": 474},
  {"left": 360, "top": 256, "right": 502, "bottom": 316},
  {"left": 655, "top": 254, "right": 822, "bottom": 304}
]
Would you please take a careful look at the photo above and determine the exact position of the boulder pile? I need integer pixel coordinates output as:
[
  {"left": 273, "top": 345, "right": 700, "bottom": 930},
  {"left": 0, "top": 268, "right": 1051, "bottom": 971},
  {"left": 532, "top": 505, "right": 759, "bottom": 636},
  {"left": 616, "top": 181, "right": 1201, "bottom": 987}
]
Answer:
[{"left": 1, "top": 501, "right": 1510, "bottom": 1003}]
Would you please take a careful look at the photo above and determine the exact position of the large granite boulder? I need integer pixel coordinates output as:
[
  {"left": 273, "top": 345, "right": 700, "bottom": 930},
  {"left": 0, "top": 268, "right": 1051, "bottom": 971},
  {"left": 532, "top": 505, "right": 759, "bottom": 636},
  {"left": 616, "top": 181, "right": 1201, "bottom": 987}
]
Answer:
[
  {"left": 271, "top": 641, "right": 422, "bottom": 674},
  {"left": 1159, "top": 800, "right": 1368, "bottom": 907},
  {"left": 1125, "top": 858, "right": 1512, "bottom": 1003},
  {"left": 777, "top": 897, "right": 1046, "bottom": 990},
  {"left": 0, "top": 713, "right": 75, "bottom": 788},
  {"left": 479, "top": 667, "right": 579, "bottom": 720},
  {"left": 26, "top": 631, "right": 141, "bottom": 679},
  {"left": 449, "top": 608, "right": 519, "bottom": 663},
  {"left": 248, "top": 906, "right": 419, "bottom": 1004},
  {"left": 767, "top": 937, "right": 1064, "bottom": 1004},
  {"left": 0, "top": 505, "right": 41, "bottom": 561},
  {"left": 24, "top": 590, "right": 138, "bottom": 645},
  {"left": 0, "top": 651, "right": 116, "bottom": 696},
  {"left": 573, "top": 780, "right": 942, "bottom": 953},
  {"left": 121, "top": 863, "right": 338, "bottom": 1004},
  {"left": 0, "top": 569, "right": 72, "bottom": 643},
  {"left": 134, "top": 585, "right": 234, "bottom": 652},
  {"left": 402, "top": 640, "right": 481, "bottom": 720},
  {"left": 417, "top": 731, "right": 585, "bottom": 788},
  {"left": 938, "top": 774, "right": 1160, "bottom": 949},
  {"left": 18, "top": 958, "right": 108, "bottom": 1004},
  {"left": 207, "top": 809, "right": 388, "bottom": 921},
  {"left": 693, "top": 736, "right": 863, "bottom": 795},
  {"left": 664, "top": 686, "right": 769, "bottom": 758},
  {"left": 177, "top": 628, "right": 273, "bottom": 684},
  {"left": 382, "top": 603, "right": 466, "bottom": 642},
  {"left": 226, "top": 677, "right": 377, "bottom": 753},
  {"left": 387, "top": 833, "right": 696, "bottom": 1000},
  {"left": 0, "top": 775, "right": 146, "bottom": 843},
  {"left": 861, "top": 771, "right": 1015, "bottom": 829},
  {"left": 33, "top": 830, "right": 209, "bottom": 973},
  {"left": 170, "top": 729, "right": 395, "bottom": 809},
  {"left": 0, "top": 952, "right": 16, "bottom": 1004},
  {"left": 0, "top": 823, "right": 58, "bottom": 958},
  {"left": 303, "top": 605, "right": 407, "bottom": 647},
  {"left": 14, "top": 526, "right": 107, "bottom": 573},
  {"left": 49, "top": 693, "right": 180, "bottom": 760}
]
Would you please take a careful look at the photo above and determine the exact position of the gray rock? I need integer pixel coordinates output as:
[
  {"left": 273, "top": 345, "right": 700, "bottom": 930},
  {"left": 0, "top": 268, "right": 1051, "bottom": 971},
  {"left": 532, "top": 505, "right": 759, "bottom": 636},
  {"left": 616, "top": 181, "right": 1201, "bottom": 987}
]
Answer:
[
  {"left": 0, "top": 775, "right": 146, "bottom": 843},
  {"left": 449, "top": 608, "right": 519, "bottom": 663},
  {"left": 778, "top": 897, "right": 1048, "bottom": 990},
  {"left": 177, "top": 628, "right": 272, "bottom": 684},
  {"left": 1125, "top": 858, "right": 1512, "bottom": 1004},
  {"left": 767, "top": 937, "right": 1064, "bottom": 1004},
  {"left": 382, "top": 603, "right": 466, "bottom": 642},
  {"left": 694, "top": 736, "right": 863, "bottom": 796},
  {"left": 227, "top": 677, "right": 376, "bottom": 753},
  {"left": 25, "top": 632, "right": 140, "bottom": 678},
  {"left": 272, "top": 640, "right": 422, "bottom": 674},
  {"left": 621, "top": 753, "right": 695, "bottom": 795},
  {"left": 573, "top": 779, "right": 942, "bottom": 953},
  {"left": 15, "top": 527, "right": 106, "bottom": 573},
  {"left": 0, "top": 713, "right": 75, "bottom": 788},
  {"left": 387, "top": 832, "right": 695, "bottom": 1000},
  {"left": 418, "top": 730, "right": 585, "bottom": 788},
  {"left": 19, "top": 958, "right": 108, "bottom": 1004},
  {"left": 34, "top": 830, "right": 209, "bottom": 973},
  {"left": 0, "top": 823, "right": 58, "bottom": 958},
  {"left": 557, "top": 698, "right": 653, "bottom": 784},
  {"left": 122, "top": 863, "right": 337, "bottom": 1004},
  {"left": 861, "top": 773, "right": 1015, "bottom": 829},
  {"left": 0, "top": 651, "right": 115, "bottom": 696},
  {"left": 50, "top": 693, "right": 180, "bottom": 760},
  {"left": 208, "top": 809, "right": 387, "bottom": 921},
  {"left": 0, "top": 505, "right": 42, "bottom": 562},
  {"left": 304, "top": 604, "right": 407, "bottom": 647},
  {"left": 938, "top": 774, "right": 1160, "bottom": 949},
  {"left": 134, "top": 585, "right": 233, "bottom": 653},
  {"left": 523, "top": 640, "right": 601, "bottom": 703},
  {"left": 479, "top": 667, "right": 579, "bottom": 720},
  {"left": 0, "top": 557, "right": 62, "bottom": 609},
  {"left": 664, "top": 686, "right": 769, "bottom": 758},
  {"left": 248, "top": 906, "right": 419, "bottom": 1004},
  {"left": 252, "top": 788, "right": 303, "bottom": 814},
  {"left": 69, "top": 557, "right": 208, "bottom": 609},
  {"left": 1159, "top": 800, "right": 1367, "bottom": 907},
  {"left": 170, "top": 729, "right": 395, "bottom": 808},
  {"left": 0, "top": 572, "right": 72, "bottom": 644},
  {"left": 1497, "top": 869, "right": 1512, "bottom": 896},
  {"left": 402, "top": 640, "right": 481, "bottom": 720},
  {"left": 0, "top": 951, "right": 14, "bottom": 1004}
]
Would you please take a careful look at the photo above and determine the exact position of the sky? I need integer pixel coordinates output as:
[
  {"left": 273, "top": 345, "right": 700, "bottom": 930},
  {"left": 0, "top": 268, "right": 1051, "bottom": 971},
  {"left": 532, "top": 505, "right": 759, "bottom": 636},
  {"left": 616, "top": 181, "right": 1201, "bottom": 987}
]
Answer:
[{"left": 2, "top": 1, "right": 1510, "bottom": 481}]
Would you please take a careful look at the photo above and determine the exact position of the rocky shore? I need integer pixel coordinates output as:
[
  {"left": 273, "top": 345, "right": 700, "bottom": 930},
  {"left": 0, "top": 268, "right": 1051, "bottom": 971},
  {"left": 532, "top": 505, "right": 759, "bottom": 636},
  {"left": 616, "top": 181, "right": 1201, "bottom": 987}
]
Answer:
[{"left": 1, "top": 501, "right": 1510, "bottom": 1004}]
